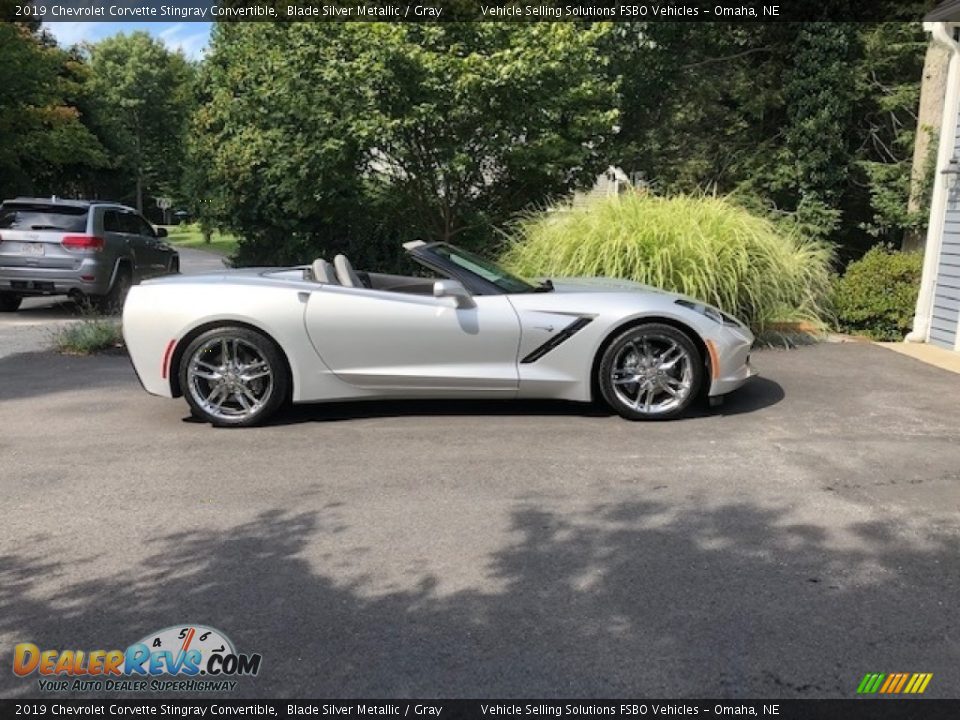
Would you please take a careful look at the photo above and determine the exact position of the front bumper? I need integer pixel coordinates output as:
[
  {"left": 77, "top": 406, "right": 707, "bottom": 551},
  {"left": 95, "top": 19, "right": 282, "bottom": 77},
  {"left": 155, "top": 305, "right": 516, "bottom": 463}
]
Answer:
[{"left": 707, "top": 326, "right": 757, "bottom": 397}]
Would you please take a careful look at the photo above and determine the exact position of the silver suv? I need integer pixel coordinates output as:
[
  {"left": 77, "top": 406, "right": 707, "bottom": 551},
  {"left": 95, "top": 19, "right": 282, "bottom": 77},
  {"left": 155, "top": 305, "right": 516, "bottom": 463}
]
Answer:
[{"left": 0, "top": 197, "right": 179, "bottom": 312}]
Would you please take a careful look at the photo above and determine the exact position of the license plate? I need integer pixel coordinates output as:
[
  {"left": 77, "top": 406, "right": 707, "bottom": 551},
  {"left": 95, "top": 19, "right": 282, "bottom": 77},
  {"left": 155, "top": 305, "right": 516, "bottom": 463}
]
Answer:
[{"left": 22, "top": 243, "right": 44, "bottom": 256}]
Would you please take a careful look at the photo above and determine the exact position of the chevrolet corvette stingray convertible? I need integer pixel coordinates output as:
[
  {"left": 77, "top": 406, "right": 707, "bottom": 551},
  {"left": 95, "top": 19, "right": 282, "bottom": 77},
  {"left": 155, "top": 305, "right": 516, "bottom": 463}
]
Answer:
[{"left": 123, "top": 241, "right": 755, "bottom": 426}]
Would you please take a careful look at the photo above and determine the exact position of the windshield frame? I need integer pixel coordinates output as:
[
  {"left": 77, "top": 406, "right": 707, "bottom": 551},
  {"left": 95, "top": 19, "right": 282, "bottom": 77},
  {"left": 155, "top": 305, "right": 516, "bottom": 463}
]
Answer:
[{"left": 405, "top": 242, "right": 538, "bottom": 296}]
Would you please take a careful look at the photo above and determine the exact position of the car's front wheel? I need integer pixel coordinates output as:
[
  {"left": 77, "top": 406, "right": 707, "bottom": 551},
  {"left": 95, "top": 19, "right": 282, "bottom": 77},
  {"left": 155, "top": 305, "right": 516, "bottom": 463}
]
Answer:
[
  {"left": 0, "top": 292, "right": 22, "bottom": 312},
  {"left": 598, "top": 323, "right": 704, "bottom": 421},
  {"left": 180, "top": 326, "right": 288, "bottom": 427}
]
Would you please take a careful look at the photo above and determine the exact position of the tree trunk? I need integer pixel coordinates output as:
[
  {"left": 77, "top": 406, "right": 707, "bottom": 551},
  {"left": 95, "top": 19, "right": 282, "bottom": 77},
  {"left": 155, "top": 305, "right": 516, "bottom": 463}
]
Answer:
[
  {"left": 904, "top": 38, "right": 951, "bottom": 252},
  {"left": 136, "top": 173, "right": 143, "bottom": 214}
]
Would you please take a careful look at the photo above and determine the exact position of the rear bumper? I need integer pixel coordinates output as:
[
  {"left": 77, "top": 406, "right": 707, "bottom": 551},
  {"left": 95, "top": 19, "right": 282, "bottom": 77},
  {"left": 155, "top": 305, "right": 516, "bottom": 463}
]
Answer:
[{"left": 0, "top": 262, "right": 112, "bottom": 296}]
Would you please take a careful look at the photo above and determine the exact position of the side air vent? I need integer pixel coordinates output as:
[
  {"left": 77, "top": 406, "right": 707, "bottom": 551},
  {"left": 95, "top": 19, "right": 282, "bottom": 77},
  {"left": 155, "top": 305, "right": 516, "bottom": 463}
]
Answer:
[{"left": 521, "top": 317, "right": 594, "bottom": 364}]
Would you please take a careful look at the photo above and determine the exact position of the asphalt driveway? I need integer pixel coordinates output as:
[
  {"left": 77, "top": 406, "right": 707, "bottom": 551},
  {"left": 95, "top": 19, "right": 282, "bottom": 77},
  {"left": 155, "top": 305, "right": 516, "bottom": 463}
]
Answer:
[{"left": 0, "top": 341, "right": 958, "bottom": 699}]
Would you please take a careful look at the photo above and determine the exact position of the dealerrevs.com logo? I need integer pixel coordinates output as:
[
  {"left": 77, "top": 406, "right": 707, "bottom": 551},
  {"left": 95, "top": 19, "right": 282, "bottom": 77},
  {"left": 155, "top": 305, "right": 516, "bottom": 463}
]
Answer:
[{"left": 13, "top": 625, "right": 262, "bottom": 693}]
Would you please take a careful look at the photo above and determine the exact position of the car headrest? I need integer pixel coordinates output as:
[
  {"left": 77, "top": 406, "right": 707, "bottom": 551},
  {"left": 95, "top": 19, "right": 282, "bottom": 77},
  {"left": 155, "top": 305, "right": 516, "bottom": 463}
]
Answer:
[
  {"left": 334, "top": 254, "right": 362, "bottom": 288},
  {"left": 311, "top": 258, "right": 338, "bottom": 284}
]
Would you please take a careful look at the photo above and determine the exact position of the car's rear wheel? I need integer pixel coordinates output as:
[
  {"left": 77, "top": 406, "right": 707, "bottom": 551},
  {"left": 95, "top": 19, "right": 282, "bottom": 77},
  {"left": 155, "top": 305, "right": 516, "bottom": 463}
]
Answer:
[
  {"left": 180, "top": 326, "right": 288, "bottom": 427},
  {"left": 0, "top": 292, "right": 22, "bottom": 312},
  {"left": 598, "top": 323, "right": 704, "bottom": 421}
]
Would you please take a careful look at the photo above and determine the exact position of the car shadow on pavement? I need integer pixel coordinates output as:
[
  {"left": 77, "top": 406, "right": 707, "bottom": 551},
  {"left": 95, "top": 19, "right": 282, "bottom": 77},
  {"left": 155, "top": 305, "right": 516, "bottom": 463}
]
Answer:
[
  {"left": 271, "top": 398, "right": 615, "bottom": 424},
  {"left": 0, "top": 500, "right": 957, "bottom": 698},
  {"left": 265, "top": 376, "right": 785, "bottom": 426}
]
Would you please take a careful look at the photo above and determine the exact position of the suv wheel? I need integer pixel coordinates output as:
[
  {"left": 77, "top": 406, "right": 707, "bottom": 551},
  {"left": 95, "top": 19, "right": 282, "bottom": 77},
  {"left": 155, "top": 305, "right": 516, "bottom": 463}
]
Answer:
[
  {"left": 94, "top": 266, "right": 132, "bottom": 314},
  {"left": 0, "top": 292, "right": 22, "bottom": 312}
]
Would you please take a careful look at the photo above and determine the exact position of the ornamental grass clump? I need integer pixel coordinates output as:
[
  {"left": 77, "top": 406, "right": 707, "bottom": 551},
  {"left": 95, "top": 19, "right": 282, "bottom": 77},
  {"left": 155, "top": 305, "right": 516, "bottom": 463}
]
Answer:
[
  {"left": 500, "top": 194, "right": 833, "bottom": 334},
  {"left": 52, "top": 317, "right": 124, "bottom": 355}
]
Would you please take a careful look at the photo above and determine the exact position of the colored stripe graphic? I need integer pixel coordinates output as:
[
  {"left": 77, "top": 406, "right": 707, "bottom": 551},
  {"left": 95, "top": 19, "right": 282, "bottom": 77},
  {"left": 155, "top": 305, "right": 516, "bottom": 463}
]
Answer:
[
  {"left": 858, "top": 672, "right": 932, "bottom": 694},
  {"left": 865, "top": 673, "right": 885, "bottom": 693}
]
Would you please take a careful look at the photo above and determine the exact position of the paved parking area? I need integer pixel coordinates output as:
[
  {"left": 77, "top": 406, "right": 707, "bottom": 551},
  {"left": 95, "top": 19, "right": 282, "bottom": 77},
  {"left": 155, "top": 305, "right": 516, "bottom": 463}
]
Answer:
[{"left": 0, "top": 338, "right": 958, "bottom": 699}]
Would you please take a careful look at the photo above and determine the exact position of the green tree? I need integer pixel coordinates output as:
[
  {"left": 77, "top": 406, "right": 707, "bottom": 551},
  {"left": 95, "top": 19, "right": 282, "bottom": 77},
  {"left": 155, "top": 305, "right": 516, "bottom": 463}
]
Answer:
[
  {"left": 774, "top": 23, "right": 857, "bottom": 238},
  {"left": 608, "top": 22, "right": 927, "bottom": 262},
  {"left": 85, "top": 32, "right": 194, "bottom": 214},
  {"left": 851, "top": 23, "right": 929, "bottom": 244},
  {"left": 188, "top": 22, "right": 618, "bottom": 266},
  {"left": 0, "top": 23, "right": 108, "bottom": 200}
]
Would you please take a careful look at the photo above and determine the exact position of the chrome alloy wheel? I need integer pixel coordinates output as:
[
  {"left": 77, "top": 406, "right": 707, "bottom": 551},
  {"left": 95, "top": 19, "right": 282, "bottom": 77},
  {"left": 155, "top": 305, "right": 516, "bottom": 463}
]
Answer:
[
  {"left": 186, "top": 337, "right": 274, "bottom": 422},
  {"left": 610, "top": 334, "right": 694, "bottom": 416}
]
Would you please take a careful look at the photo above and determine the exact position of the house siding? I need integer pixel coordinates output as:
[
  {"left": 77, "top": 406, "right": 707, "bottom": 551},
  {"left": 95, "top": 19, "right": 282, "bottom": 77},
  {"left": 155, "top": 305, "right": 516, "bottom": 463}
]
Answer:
[{"left": 930, "top": 112, "right": 960, "bottom": 349}]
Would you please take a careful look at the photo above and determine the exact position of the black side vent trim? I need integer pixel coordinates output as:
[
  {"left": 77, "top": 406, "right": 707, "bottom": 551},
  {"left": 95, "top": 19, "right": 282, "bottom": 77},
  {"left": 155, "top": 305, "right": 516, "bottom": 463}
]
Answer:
[{"left": 521, "top": 317, "right": 594, "bottom": 364}]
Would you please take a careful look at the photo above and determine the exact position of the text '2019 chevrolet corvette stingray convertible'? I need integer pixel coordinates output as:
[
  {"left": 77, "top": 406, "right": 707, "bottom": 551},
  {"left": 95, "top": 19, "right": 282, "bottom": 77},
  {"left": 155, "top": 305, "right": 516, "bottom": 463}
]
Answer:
[{"left": 122, "top": 241, "right": 756, "bottom": 426}]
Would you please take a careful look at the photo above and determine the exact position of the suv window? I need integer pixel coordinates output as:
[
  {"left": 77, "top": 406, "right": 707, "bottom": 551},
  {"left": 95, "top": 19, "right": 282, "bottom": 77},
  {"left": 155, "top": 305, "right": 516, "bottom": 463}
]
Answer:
[
  {"left": 103, "top": 210, "right": 122, "bottom": 233},
  {"left": 0, "top": 203, "right": 88, "bottom": 232},
  {"left": 135, "top": 215, "right": 155, "bottom": 238},
  {"left": 119, "top": 212, "right": 141, "bottom": 235}
]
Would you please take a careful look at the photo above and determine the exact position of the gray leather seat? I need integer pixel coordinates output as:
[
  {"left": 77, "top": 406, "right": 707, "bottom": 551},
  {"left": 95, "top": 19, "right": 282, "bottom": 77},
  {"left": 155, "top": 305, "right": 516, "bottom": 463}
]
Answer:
[
  {"left": 311, "top": 258, "right": 338, "bottom": 284},
  {"left": 334, "top": 254, "right": 362, "bottom": 288}
]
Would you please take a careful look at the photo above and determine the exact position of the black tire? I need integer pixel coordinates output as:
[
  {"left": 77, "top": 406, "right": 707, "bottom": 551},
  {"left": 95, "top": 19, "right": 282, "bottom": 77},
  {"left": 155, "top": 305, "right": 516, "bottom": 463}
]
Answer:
[
  {"left": 93, "top": 265, "right": 132, "bottom": 314},
  {"left": 597, "top": 323, "right": 704, "bottom": 421},
  {"left": 178, "top": 326, "right": 288, "bottom": 427},
  {"left": 0, "top": 292, "right": 22, "bottom": 312},
  {"left": 169, "top": 256, "right": 180, "bottom": 274}
]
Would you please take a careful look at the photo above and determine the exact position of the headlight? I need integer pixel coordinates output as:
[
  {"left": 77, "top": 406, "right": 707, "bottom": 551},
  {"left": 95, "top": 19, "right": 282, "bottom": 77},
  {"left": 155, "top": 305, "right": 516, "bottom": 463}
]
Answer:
[{"left": 675, "top": 299, "right": 745, "bottom": 328}]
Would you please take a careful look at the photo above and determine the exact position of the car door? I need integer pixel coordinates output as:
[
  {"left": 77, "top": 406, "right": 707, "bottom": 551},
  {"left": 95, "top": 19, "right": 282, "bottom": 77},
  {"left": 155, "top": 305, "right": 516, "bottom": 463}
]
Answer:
[
  {"left": 102, "top": 208, "right": 132, "bottom": 271},
  {"left": 112, "top": 210, "right": 147, "bottom": 279},
  {"left": 130, "top": 212, "right": 167, "bottom": 277},
  {"left": 303, "top": 286, "right": 522, "bottom": 393}
]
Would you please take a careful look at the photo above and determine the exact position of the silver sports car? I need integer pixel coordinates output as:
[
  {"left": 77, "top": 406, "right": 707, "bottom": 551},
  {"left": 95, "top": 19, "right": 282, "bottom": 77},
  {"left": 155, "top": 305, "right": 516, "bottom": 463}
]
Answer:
[{"left": 123, "top": 241, "right": 755, "bottom": 426}]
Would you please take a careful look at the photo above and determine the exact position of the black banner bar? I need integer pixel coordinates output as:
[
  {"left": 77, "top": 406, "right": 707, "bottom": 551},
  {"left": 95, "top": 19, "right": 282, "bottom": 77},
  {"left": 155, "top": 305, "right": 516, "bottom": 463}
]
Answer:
[
  {"left": 3, "top": 0, "right": 945, "bottom": 23},
  {"left": 2, "top": 700, "right": 960, "bottom": 720}
]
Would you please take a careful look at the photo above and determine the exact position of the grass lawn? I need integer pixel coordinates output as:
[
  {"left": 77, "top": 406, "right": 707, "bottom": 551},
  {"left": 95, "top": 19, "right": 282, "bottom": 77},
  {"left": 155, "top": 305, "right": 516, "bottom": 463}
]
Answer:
[{"left": 162, "top": 223, "right": 239, "bottom": 257}]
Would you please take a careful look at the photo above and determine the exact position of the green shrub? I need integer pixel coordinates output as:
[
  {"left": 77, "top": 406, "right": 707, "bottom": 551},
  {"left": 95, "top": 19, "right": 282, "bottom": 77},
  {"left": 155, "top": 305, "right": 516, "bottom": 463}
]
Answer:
[
  {"left": 832, "top": 245, "right": 923, "bottom": 340},
  {"left": 52, "top": 317, "right": 124, "bottom": 355},
  {"left": 500, "top": 193, "right": 833, "bottom": 333}
]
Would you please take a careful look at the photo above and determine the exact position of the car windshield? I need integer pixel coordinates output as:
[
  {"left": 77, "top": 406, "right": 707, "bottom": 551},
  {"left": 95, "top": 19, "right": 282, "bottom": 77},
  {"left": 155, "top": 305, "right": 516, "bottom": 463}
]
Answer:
[
  {"left": 0, "top": 204, "right": 88, "bottom": 232},
  {"left": 431, "top": 243, "right": 540, "bottom": 294}
]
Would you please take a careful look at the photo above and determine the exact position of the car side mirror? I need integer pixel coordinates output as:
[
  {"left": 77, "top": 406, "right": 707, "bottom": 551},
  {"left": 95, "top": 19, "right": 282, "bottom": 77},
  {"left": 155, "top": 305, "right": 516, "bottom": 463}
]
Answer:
[
  {"left": 433, "top": 280, "right": 475, "bottom": 309},
  {"left": 156, "top": 227, "right": 168, "bottom": 238}
]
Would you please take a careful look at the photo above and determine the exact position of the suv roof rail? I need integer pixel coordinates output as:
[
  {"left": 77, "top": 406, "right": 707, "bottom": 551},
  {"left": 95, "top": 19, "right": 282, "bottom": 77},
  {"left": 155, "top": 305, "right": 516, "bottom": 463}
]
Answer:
[
  {"left": 7, "top": 196, "right": 93, "bottom": 207},
  {"left": 4, "top": 197, "right": 131, "bottom": 209}
]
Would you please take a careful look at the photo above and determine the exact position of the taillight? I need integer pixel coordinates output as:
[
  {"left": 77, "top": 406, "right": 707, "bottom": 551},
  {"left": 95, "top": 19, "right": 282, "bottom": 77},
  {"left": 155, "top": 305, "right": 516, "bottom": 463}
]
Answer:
[{"left": 62, "top": 235, "right": 105, "bottom": 252}]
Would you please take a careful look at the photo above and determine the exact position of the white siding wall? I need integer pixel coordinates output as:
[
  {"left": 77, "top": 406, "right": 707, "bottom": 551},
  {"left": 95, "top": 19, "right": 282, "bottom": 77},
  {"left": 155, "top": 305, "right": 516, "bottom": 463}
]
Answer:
[{"left": 930, "top": 112, "right": 960, "bottom": 349}]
